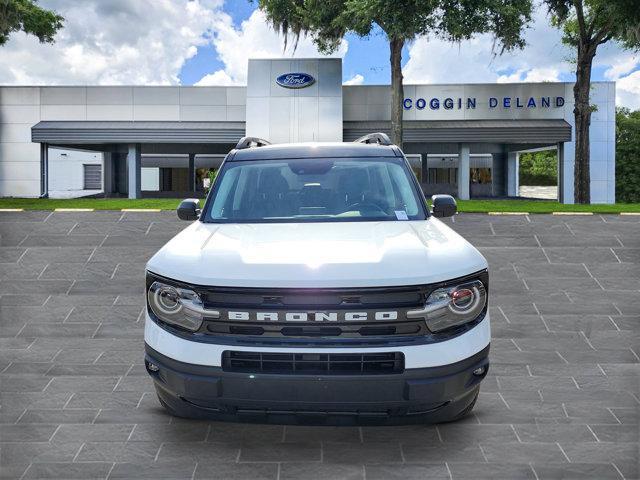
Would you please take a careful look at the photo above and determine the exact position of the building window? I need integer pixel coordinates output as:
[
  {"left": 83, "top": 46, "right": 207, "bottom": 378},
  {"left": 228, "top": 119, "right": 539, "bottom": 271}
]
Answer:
[
  {"left": 83, "top": 164, "right": 102, "bottom": 190},
  {"left": 470, "top": 168, "right": 492, "bottom": 184},
  {"left": 427, "top": 168, "right": 457, "bottom": 184}
]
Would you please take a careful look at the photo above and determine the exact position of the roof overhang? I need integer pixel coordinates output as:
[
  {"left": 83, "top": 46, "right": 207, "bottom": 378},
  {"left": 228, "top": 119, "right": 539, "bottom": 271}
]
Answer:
[
  {"left": 32, "top": 119, "right": 572, "bottom": 146},
  {"left": 344, "top": 120, "right": 572, "bottom": 144},
  {"left": 31, "top": 121, "right": 245, "bottom": 144}
]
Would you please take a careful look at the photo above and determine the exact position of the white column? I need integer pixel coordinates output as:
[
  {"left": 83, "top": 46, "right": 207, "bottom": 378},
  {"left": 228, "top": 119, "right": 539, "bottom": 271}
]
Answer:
[
  {"left": 457, "top": 143, "right": 470, "bottom": 200},
  {"left": 127, "top": 143, "right": 141, "bottom": 199},
  {"left": 507, "top": 151, "right": 519, "bottom": 197}
]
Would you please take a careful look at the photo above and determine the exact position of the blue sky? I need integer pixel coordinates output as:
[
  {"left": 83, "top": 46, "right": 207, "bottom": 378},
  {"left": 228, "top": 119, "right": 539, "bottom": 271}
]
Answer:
[
  {"left": 177, "top": 0, "right": 623, "bottom": 87},
  {"left": 179, "top": 1, "right": 399, "bottom": 86}
]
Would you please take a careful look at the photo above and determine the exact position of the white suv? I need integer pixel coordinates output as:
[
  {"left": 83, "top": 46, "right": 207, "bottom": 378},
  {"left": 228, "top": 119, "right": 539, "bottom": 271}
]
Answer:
[{"left": 144, "top": 133, "right": 490, "bottom": 424}]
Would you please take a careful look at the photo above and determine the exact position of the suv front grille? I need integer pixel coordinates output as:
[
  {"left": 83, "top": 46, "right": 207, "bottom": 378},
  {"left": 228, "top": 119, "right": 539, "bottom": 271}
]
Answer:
[
  {"left": 195, "top": 284, "right": 430, "bottom": 340},
  {"left": 206, "top": 320, "right": 428, "bottom": 338},
  {"left": 222, "top": 351, "right": 405, "bottom": 375}
]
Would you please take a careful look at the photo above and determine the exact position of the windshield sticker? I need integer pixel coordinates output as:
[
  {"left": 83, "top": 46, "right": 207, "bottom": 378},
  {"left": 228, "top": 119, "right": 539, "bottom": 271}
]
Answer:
[{"left": 395, "top": 210, "right": 409, "bottom": 221}]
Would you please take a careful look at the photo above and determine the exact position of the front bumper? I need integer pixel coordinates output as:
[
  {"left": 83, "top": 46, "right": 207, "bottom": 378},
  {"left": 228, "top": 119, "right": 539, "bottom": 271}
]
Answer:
[
  {"left": 143, "top": 311, "right": 491, "bottom": 369},
  {"left": 145, "top": 343, "right": 489, "bottom": 424}
]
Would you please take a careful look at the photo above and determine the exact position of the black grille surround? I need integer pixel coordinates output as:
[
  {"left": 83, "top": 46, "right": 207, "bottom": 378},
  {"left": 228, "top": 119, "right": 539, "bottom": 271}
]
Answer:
[
  {"left": 205, "top": 315, "right": 430, "bottom": 339},
  {"left": 222, "top": 351, "right": 405, "bottom": 375},
  {"left": 146, "top": 270, "right": 489, "bottom": 347}
]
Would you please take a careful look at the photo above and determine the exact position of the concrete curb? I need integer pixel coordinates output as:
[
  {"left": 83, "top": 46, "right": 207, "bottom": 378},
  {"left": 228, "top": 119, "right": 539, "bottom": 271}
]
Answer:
[
  {"left": 0, "top": 208, "right": 24, "bottom": 212},
  {"left": 54, "top": 208, "right": 94, "bottom": 212},
  {"left": 121, "top": 209, "right": 162, "bottom": 212},
  {"left": 488, "top": 212, "right": 529, "bottom": 215},
  {"left": 552, "top": 212, "right": 593, "bottom": 215}
]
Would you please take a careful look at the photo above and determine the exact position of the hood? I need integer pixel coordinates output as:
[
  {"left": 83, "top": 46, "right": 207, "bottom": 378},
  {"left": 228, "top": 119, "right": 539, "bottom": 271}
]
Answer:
[{"left": 146, "top": 218, "right": 487, "bottom": 288}]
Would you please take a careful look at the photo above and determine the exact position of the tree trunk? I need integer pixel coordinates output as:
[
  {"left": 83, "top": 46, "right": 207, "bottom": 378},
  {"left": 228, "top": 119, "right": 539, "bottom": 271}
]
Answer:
[
  {"left": 390, "top": 37, "right": 404, "bottom": 149},
  {"left": 573, "top": 45, "right": 595, "bottom": 204}
]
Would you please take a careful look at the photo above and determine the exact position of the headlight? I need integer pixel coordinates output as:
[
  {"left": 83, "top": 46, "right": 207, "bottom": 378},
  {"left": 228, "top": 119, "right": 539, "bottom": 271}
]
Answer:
[
  {"left": 147, "top": 281, "right": 205, "bottom": 332},
  {"left": 407, "top": 279, "right": 487, "bottom": 333}
]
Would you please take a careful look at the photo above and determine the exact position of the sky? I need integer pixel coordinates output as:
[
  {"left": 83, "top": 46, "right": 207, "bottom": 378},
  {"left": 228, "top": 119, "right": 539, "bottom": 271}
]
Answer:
[{"left": 0, "top": 0, "right": 638, "bottom": 108}]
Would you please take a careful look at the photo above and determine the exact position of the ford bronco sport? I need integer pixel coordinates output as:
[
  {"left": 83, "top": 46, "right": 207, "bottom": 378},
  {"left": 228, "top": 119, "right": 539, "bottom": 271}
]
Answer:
[{"left": 144, "top": 133, "right": 489, "bottom": 424}]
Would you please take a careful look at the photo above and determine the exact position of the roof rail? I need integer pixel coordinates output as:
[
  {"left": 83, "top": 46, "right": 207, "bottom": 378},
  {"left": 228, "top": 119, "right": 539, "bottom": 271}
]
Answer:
[
  {"left": 353, "top": 132, "right": 392, "bottom": 146},
  {"left": 235, "top": 136, "right": 271, "bottom": 150}
]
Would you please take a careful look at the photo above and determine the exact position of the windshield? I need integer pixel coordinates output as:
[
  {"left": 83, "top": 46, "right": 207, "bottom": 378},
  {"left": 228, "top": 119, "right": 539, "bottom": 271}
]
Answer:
[{"left": 203, "top": 157, "right": 427, "bottom": 223}]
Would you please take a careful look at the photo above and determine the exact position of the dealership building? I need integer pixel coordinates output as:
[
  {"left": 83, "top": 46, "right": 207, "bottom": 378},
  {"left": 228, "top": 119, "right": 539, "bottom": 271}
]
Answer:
[{"left": 0, "top": 58, "right": 616, "bottom": 203}]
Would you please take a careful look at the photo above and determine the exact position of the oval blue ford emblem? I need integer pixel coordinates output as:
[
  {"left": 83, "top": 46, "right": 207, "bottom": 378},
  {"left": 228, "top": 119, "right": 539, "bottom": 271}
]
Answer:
[{"left": 275, "top": 72, "right": 315, "bottom": 89}]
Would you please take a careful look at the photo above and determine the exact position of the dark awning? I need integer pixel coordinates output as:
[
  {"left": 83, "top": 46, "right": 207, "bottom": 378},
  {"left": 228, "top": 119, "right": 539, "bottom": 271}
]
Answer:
[
  {"left": 344, "top": 119, "right": 572, "bottom": 144},
  {"left": 32, "top": 121, "right": 246, "bottom": 144}
]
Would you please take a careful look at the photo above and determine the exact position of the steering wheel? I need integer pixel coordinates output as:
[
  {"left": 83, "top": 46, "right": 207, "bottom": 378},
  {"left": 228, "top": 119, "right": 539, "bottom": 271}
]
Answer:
[{"left": 345, "top": 202, "right": 387, "bottom": 215}]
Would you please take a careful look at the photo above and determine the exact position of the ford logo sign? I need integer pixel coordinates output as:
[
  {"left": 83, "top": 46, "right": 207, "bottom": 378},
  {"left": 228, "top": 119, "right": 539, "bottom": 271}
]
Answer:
[{"left": 276, "top": 72, "right": 315, "bottom": 89}]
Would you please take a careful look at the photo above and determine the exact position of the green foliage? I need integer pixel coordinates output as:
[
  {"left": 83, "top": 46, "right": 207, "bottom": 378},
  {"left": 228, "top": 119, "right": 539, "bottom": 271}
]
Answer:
[
  {"left": 519, "top": 150, "right": 558, "bottom": 186},
  {"left": 259, "top": 0, "right": 532, "bottom": 54},
  {"left": 205, "top": 169, "right": 218, "bottom": 194},
  {"left": 545, "top": 0, "right": 640, "bottom": 51},
  {"left": 616, "top": 108, "right": 640, "bottom": 203},
  {"left": 452, "top": 200, "right": 640, "bottom": 213},
  {"left": 0, "top": 198, "right": 182, "bottom": 210},
  {"left": 0, "top": 0, "right": 64, "bottom": 45},
  {"left": 258, "top": 0, "right": 532, "bottom": 146}
]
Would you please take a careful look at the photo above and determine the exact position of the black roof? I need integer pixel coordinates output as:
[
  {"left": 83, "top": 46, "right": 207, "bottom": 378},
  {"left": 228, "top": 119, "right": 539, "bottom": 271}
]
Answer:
[{"left": 228, "top": 142, "right": 402, "bottom": 161}]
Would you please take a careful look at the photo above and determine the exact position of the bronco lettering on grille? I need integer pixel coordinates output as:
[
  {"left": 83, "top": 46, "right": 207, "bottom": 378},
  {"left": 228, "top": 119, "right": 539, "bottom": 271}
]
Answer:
[{"left": 227, "top": 311, "right": 398, "bottom": 322}]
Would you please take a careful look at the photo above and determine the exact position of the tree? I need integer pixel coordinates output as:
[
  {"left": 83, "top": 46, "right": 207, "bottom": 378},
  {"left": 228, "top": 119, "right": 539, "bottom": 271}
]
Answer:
[
  {"left": 615, "top": 107, "right": 640, "bottom": 203},
  {"left": 258, "top": 0, "right": 532, "bottom": 148},
  {"left": 0, "top": 0, "right": 64, "bottom": 46},
  {"left": 544, "top": 0, "right": 640, "bottom": 204}
]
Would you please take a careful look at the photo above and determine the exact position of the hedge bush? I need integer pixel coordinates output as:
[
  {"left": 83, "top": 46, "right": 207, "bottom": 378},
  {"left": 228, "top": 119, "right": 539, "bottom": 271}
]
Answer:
[
  {"left": 519, "top": 150, "right": 558, "bottom": 186},
  {"left": 616, "top": 108, "right": 640, "bottom": 203}
]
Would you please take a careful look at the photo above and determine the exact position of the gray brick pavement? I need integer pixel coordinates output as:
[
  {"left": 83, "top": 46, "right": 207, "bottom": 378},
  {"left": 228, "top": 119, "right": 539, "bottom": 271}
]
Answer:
[{"left": 0, "top": 211, "right": 638, "bottom": 479}]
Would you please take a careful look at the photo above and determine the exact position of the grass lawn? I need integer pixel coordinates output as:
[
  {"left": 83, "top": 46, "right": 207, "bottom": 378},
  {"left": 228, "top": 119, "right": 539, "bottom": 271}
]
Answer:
[
  {"left": 456, "top": 200, "right": 640, "bottom": 214},
  {"left": 0, "top": 198, "right": 182, "bottom": 211},
  {"left": 1, "top": 197, "right": 640, "bottom": 213}
]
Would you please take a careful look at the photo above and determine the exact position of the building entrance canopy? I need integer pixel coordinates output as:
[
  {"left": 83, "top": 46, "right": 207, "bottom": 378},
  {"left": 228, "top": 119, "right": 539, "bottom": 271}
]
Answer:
[
  {"left": 31, "top": 121, "right": 244, "bottom": 145},
  {"left": 343, "top": 119, "right": 572, "bottom": 144}
]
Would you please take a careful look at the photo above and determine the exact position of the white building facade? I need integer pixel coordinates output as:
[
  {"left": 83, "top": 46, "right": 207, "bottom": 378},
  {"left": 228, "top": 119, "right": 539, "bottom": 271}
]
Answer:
[{"left": 0, "top": 58, "right": 616, "bottom": 203}]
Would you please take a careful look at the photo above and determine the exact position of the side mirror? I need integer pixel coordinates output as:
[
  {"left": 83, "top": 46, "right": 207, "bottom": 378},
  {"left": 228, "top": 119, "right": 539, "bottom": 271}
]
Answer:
[
  {"left": 431, "top": 194, "right": 457, "bottom": 218},
  {"left": 177, "top": 199, "right": 200, "bottom": 221}
]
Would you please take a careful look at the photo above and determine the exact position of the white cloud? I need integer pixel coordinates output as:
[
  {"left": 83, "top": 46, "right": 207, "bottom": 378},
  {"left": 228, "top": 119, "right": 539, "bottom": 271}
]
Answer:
[
  {"left": 604, "top": 54, "right": 639, "bottom": 81},
  {"left": 196, "top": 9, "right": 348, "bottom": 86},
  {"left": 616, "top": 70, "right": 640, "bottom": 110},
  {"left": 403, "top": 8, "right": 571, "bottom": 85},
  {"left": 0, "top": 0, "right": 225, "bottom": 85},
  {"left": 343, "top": 74, "right": 364, "bottom": 85},
  {"left": 599, "top": 51, "right": 640, "bottom": 109},
  {"left": 497, "top": 67, "right": 561, "bottom": 83},
  {"left": 195, "top": 70, "right": 236, "bottom": 86},
  {"left": 0, "top": 1, "right": 348, "bottom": 88}
]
